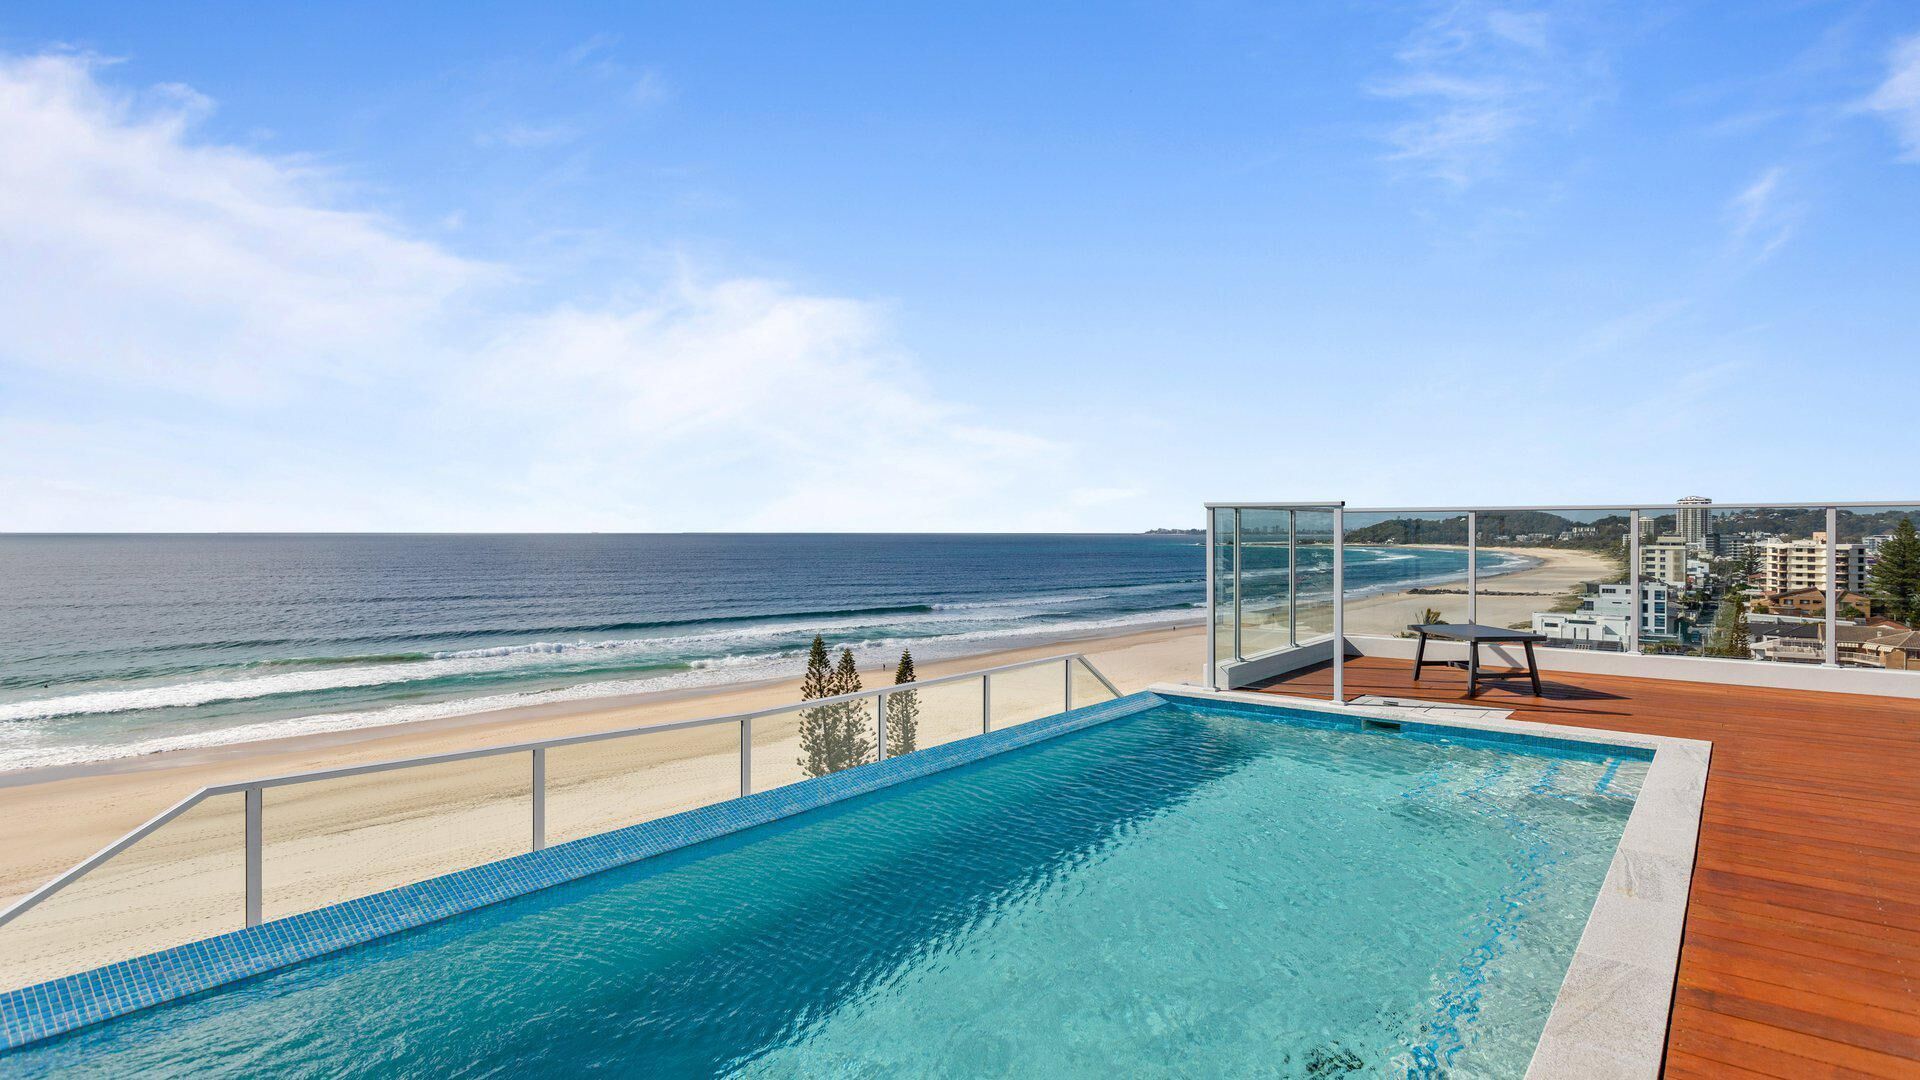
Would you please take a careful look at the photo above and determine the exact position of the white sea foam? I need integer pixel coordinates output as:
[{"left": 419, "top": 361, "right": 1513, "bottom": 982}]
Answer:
[{"left": 0, "top": 606, "right": 1203, "bottom": 770}]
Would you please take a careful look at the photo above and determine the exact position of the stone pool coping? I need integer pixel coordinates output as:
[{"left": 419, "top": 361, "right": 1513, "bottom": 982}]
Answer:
[{"left": 1156, "top": 684, "right": 1710, "bottom": 1080}]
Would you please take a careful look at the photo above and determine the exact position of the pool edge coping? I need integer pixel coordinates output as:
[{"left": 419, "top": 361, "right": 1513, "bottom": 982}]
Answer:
[
  {"left": 1152, "top": 683, "right": 1708, "bottom": 1080},
  {"left": 0, "top": 691, "right": 1168, "bottom": 1053}
]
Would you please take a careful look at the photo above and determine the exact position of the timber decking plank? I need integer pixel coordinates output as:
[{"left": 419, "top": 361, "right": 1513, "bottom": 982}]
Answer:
[{"left": 1251, "top": 656, "right": 1920, "bottom": 1077}]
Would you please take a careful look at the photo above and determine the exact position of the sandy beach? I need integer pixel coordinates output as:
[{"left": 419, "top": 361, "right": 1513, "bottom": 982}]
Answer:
[
  {"left": 0, "top": 624, "right": 1207, "bottom": 991},
  {"left": 1341, "top": 546, "right": 1618, "bottom": 637},
  {"left": 0, "top": 546, "right": 1615, "bottom": 992}
]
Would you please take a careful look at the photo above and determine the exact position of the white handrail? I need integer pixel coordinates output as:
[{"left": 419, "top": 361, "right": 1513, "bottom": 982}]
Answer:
[{"left": 0, "top": 652, "right": 1122, "bottom": 934}]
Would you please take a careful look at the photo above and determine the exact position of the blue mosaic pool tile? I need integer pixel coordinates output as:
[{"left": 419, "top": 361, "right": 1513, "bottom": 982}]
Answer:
[{"left": 0, "top": 691, "right": 1166, "bottom": 1052}]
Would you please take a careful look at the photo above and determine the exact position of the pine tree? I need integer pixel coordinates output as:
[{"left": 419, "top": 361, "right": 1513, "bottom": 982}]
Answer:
[
  {"left": 797, "top": 636, "right": 837, "bottom": 777},
  {"left": 888, "top": 649, "right": 919, "bottom": 757},
  {"left": 831, "top": 647, "right": 874, "bottom": 768},
  {"left": 1706, "top": 594, "right": 1750, "bottom": 658},
  {"left": 1869, "top": 518, "right": 1920, "bottom": 626}
]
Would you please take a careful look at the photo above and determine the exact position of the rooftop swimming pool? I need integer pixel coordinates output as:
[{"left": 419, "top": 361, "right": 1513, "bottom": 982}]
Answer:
[{"left": 2, "top": 696, "right": 1650, "bottom": 1077}]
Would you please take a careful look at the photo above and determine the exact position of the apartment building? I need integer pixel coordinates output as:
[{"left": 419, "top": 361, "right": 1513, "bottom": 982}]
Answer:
[
  {"left": 1640, "top": 535, "right": 1691, "bottom": 588},
  {"left": 1753, "top": 532, "right": 1869, "bottom": 593}
]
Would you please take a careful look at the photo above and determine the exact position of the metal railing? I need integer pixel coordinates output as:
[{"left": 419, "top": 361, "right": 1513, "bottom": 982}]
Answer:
[
  {"left": 0, "top": 653, "right": 1120, "bottom": 939},
  {"left": 1205, "top": 500, "right": 1920, "bottom": 701}
]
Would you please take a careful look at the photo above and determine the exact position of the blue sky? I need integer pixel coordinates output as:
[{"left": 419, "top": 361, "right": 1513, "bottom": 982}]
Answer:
[{"left": 1, "top": 2, "right": 1917, "bottom": 531}]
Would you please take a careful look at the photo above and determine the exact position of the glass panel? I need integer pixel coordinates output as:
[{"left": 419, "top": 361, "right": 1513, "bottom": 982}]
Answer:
[
  {"left": 1236, "top": 508, "right": 1295, "bottom": 658},
  {"left": 0, "top": 792, "right": 244, "bottom": 993},
  {"left": 1473, "top": 510, "right": 1633, "bottom": 653},
  {"left": 751, "top": 697, "right": 877, "bottom": 794},
  {"left": 1341, "top": 512, "right": 1472, "bottom": 636},
  {"left": 545, "top": 723, "right": 741, "bottom": 847},
  {"left": 1293, "top": 510, "right": 1337, "bottom": 641},
  {"left": 987, "top": 662, "right": 1067, "bottom": 731},
  {"left": 1070, "top": 657, "right": 1118, "bottom": 707},
  {"left": 1632, "top": 505, "right": 1824, "bottom": 663},
  {"left": 884, "top": 676, "right": 982, "bottom": 756},
  {"left": 1211, "top": 507, "right": 1236, "bottom": 666},
  {"left": 1835, "top": 507, "right": 1920, "bottom": 671},
  {"left": 262, "top": 753, "right": 530, "bottom": 921}
]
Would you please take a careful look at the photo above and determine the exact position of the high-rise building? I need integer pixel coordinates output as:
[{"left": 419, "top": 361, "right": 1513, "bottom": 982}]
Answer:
[
  {"left": 1754, "top": 532, "right": 1869, "bottom": 594},
  {"left": 1641, "top": 534, "right": 1692, "bottom": 588},
  {"left": 1677, "top": 496, "right": 1712, "bottom": 550}
]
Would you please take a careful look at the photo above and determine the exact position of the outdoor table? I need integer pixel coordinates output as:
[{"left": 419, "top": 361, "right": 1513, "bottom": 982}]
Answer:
[{"left": 1408, "top": 623, "right": 1547, "bottom": 699}]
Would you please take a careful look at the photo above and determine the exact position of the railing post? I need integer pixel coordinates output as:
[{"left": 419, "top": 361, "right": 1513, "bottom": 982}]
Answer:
[
  {"left": 1332, "top": 505, "right": 1345, "bottom": 705},
  {"left": 876, "top": 690, "right": 888, "bottom": 762},
  {"left": 982, "top": 673, "right": 992, "bottom": 733},
  {"left": 1467, "top": 511, "right": 1478, "bottom": 625},
  {"left": 531, "top": 748, "right": 546, "bottom": 852},
  {"left": 1204, "top": 508, "right": 1218, "bottom": 688},
  {"left": 1231, "top": 508, "right": 1243, "bottom": 661},
  {"left": 1628, "top": 510, "right": 1642, "bottom": 656},
  {"left": 1063, "top": 656, "right": 1073, "bottom": 711},
  {"left": 739, "top": 718, "right": 752, "bottom": 797},
  {"left": 1288, "top": 510, "right": 1299, "bottom": 647},
  {"left": 244, "top": 787, "right": 262, "bottom": 928},
  {"left": 1825, "top": 506, "right": 1839, "bottom": 667}
]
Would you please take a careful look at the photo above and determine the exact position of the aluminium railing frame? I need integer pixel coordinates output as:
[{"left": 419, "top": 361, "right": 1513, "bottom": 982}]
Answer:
[
  {"left": 1205, "top": 500, "right": 1920, "bottom": 703},
  {"left": 0, "top": 652, "right": 1120, "bottom": 934}
]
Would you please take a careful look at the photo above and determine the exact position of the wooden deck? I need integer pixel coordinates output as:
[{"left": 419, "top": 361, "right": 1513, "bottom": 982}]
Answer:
[{"left": 1250, "top": 656, "right": 1920, "bottom": 1078}]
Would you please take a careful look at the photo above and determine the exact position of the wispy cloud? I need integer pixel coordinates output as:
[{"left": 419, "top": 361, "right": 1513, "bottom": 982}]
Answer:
[
  {"left": 1727, "top": 165, "right": 1798, "bottom": 261},
  {"left": 1861, "top": 32, "right": 1920, "bottom": 161},
  {"left": 1370, "top": 2, "right": 1606, "bottom": 188},
  {"left": 473, "top": 120, "right": 585, "bottom": 149},
  {"left": 0, "top": 53, "right": 1084, "bottom": 531},
  {"left": 561, "top": 32, "right": 671, "bottom": 109},
  {"left": 628, "top": 68, "right": 671, "bottom": 108},
  {"left": 563, "top": 33, "right": 621, "bottom": 69}
]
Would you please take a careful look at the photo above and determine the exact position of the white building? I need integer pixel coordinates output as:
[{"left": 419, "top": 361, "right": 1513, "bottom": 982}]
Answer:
[
  {"left": 1532, "top": 581, "right": 1675, "bottom": 649},
  {"left": 1754, "top": 532, "right": 1869, "bottom": 594}
]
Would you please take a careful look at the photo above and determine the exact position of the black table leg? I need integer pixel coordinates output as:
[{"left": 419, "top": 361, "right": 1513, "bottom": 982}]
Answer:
[
  {"left": 1524, "top": 640, "right": 1542, "bottom": 695},
  {"left": 1466, "top": 641, "right": 1480, "bottom": 698},
  {"left": 1412, "top": 631, "right": 1428, "bottom": 682}
]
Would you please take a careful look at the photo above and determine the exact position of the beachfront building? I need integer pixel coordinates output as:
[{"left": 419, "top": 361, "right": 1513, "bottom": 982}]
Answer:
[
  {"left": 1639, "top": 535, "right": 1690, "bottom": 588},
  {"left": 1531, "top": 610, "right": 1630, "bottom": 650},
  {"left": 1754, "top": 532, "right": 1869, "bottom": 594},
  {"left": 1531, "top": 581, "right": 1674, "bottom": 650},
  {"left": 1677, "top": 496, "right": 1711, "bottom": 550}
]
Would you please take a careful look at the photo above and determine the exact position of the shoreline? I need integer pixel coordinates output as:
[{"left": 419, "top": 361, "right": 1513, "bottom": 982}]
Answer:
[
  {"left": 1, "top": 615, "right": 1206, "bottom": 786},
  {"left": 0, "top": 547, "right": 1616, "bottom": 991},
  {"left": 1338, "top": 546, "right": 1615, "bottom": 637},
  {"left": 0, "top": 623, "right": 1207, "bottom": 903}
]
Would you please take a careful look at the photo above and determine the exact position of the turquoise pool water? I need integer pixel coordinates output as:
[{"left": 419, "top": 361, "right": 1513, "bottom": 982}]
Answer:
[{"left": 4, "top": 700, "right": 1646, "bottom": 1077}]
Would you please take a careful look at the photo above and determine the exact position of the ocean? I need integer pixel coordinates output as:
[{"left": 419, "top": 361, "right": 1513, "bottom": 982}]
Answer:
[{"left": 0, "top": 534, "right": 1520, "bottom": 772}]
